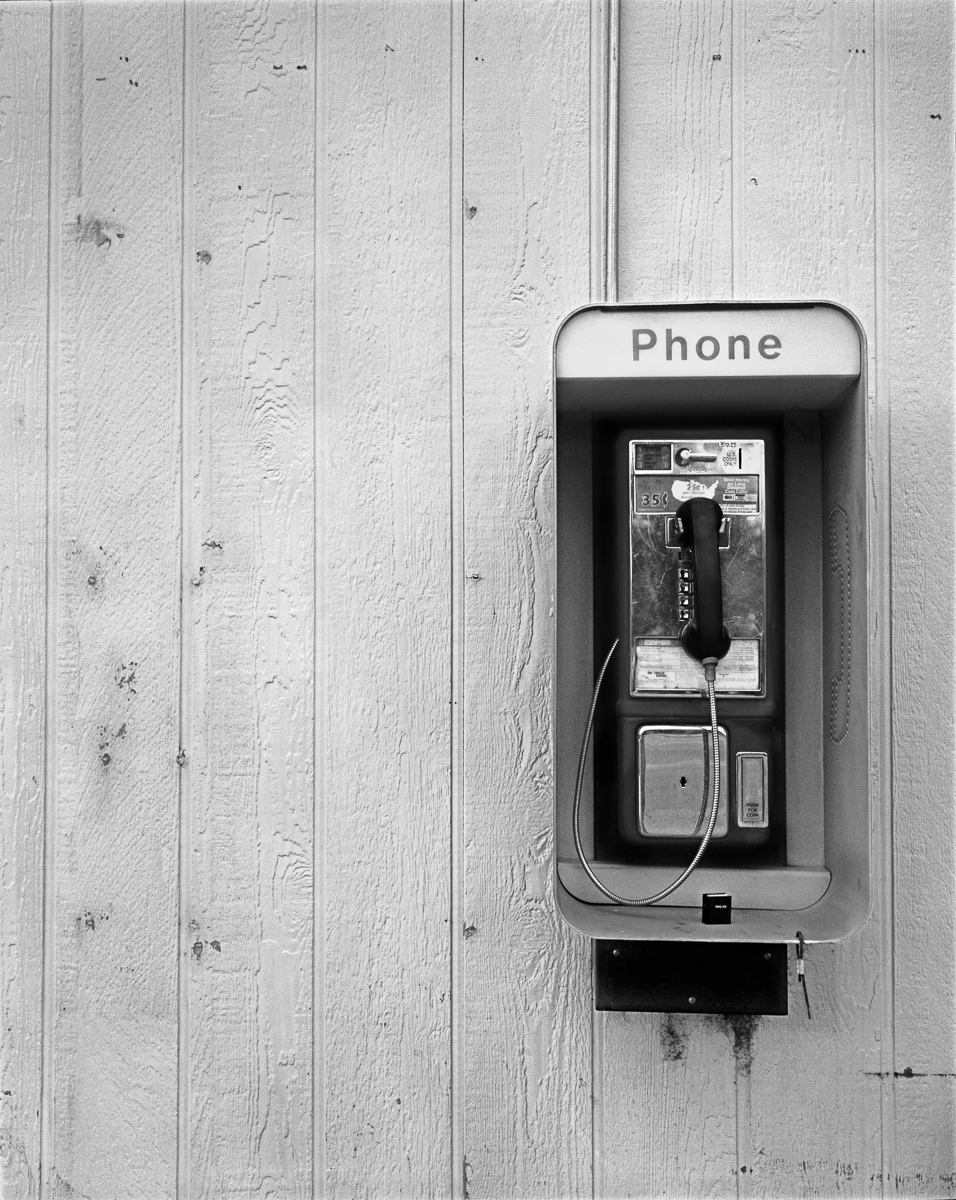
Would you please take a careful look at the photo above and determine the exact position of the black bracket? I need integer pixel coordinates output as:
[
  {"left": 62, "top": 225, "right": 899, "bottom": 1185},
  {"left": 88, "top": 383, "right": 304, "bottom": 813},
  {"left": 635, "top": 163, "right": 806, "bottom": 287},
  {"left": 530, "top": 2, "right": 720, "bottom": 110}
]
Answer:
[{"left": 594, "top": 940, "right": 788, "bottom": 1015}]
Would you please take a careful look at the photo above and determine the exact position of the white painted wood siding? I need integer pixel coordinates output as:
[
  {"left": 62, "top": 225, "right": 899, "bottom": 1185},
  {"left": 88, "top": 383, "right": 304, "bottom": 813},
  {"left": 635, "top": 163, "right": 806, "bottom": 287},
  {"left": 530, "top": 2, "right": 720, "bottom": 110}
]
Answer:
[{"left": 0, "top": 1, "right": 951, "bottom": 1197}]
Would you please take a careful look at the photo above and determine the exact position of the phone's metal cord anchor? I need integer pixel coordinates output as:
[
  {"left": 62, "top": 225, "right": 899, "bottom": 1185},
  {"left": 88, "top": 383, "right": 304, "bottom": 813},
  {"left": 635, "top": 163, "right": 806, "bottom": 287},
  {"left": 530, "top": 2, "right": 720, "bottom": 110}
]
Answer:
[
  {"left": 572, "top": 641, "right": 721, "bottom": 906},
  {"left": 796, "top": 931, "right": 812, "bottom": 1018}
]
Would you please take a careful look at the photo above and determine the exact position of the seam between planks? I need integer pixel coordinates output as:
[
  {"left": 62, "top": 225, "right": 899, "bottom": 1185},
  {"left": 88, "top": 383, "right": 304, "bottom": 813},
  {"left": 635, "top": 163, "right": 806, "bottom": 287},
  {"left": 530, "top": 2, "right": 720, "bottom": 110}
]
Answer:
[
  {"left": 729, "top": 6, "right": 748, "bottom": 1191},
  {"left": 872, "top": 1, "right": 898, "bottom": 1192},
  {"left": 176, "top": 4, "right": 193, "bottom": 1198},
  {"left": 40, "top": 2, "right": 59, "bottom": 1194},
  {"left": 449, "top": 0, "right": 465, "bottom": 1194},
  {"left": 589, "top": 2, "right": 616, "bottom": 1194},
  {"left": 730, "top": 0, "right": 744, "bottom": 300},
  {"left": 606, "top": 0, "right": 620, "bottom": 304},
  {"left": 313, "top": 1, "right": 328, "bottom": 1193}
]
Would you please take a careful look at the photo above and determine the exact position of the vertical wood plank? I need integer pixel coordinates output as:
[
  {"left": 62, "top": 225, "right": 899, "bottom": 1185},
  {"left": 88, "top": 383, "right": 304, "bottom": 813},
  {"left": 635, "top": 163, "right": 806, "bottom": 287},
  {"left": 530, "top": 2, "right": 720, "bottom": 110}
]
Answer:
[
  {"left": 460, "top": 2, "right": 592, "bottom": 1195},
  {"left": 737, "top": 0, "right": 876, "bottom": 306},
  {"left": 321, "top": 3, "right": 452, "bottom": 1194},
  {"left": 49, "top": 4, "right": 183, "bottom": 1196},
  {"left": 182, "top": 3, "right": 315, "bottom": 1197},
  {"left": 0, "top": 5, "right": 49, "bottom": 1197},
  {"left": 602, "top": 1014, "right": 738, "bottom": 1199},
  {"left": 603, "top": 5, "right": 739, "bottom": 1195},
  {"left": 617, "top": 0, "right": 733, "bottom": 303},
  {"left": 610, "top": 1, "right": 894, "bottom": 1196},
  {"left": 880, "top": 3, "right": 956, "bottom": 1194},
  {"left": 737, "top": 3, "right": 885, "bottom": 1194}
]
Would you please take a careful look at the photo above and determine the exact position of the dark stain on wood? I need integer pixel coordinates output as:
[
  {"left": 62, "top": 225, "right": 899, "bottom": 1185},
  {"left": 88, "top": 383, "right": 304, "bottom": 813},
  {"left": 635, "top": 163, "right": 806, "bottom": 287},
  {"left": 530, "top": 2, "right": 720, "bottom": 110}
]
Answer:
[
  {"left": 116, "top": 662, "right": 138, "bottom": 695},
  {"left": 75, "top": 910, "right": 108, "bottom": 934},
  {"left": 98, "top": 723, "right": 127, "bottom": 763},
  {"left": 661, "top": 1013, "right": 687, "bottom": 1061},
  {"left": 73, "top": 214, "right": 124, "bottom": 249},
  {"left": 725, "top": 1014, "right": 758, "bottom": 1074},
  {"left": 865, "top": 1067, "right": 956, "bottom": 1079}
]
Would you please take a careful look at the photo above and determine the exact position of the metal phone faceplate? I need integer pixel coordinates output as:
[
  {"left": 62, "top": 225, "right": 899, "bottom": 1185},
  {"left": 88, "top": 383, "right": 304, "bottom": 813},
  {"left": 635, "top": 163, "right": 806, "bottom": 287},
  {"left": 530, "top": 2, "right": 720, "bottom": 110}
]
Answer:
[{"left": 629, "top": 438, "right": 766, "bottom": 696}]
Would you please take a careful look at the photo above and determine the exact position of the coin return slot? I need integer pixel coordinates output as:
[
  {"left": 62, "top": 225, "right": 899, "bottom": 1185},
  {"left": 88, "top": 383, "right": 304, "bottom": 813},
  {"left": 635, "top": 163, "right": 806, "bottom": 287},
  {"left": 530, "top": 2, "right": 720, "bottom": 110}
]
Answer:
[{"left": 638, "top": 726, "right": 729, "bottom": 838}]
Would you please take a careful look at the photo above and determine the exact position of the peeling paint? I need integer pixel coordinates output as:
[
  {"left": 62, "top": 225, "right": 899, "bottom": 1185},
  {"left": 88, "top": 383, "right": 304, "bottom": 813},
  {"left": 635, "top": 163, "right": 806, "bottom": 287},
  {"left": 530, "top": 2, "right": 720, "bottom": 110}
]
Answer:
[{"left": 73, "top": 214, "right": 124, "bottom": 248}]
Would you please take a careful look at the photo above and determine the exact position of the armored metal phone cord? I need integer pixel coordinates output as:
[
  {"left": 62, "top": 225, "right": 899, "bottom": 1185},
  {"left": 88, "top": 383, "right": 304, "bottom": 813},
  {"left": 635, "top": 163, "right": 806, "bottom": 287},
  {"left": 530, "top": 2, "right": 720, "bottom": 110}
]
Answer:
[{"left": 572, "top": 639, "right": 721, "bottom": 906}]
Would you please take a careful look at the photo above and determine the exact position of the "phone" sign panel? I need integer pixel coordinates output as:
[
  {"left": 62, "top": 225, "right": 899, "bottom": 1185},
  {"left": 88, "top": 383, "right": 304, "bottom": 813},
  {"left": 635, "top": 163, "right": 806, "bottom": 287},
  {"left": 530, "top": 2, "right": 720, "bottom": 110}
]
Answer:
[{"left": 555, "top": 304, "right": 861, "bottom": 379}]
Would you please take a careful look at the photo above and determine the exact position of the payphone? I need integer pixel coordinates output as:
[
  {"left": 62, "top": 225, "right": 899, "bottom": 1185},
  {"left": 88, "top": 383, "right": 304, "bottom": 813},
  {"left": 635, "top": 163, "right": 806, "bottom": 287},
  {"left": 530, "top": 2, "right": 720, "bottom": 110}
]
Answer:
[{"left": 554, "top": 304, "right": 873, "bottom": 947}]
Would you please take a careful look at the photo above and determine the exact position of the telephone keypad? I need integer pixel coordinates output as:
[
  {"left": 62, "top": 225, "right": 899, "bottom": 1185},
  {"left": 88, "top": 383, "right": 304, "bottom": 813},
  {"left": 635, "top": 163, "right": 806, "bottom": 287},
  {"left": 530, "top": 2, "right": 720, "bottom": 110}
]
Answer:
[{"left": 678, "top": 568, "right": 694, "bottom": 620}]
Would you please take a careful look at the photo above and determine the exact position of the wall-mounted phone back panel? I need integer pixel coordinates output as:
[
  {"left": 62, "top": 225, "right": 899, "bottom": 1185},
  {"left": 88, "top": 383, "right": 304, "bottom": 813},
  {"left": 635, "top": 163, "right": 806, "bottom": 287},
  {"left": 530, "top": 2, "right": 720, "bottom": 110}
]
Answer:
[
  {"left": 553, "top": 303, "right": 871, "bottom": 945},
  {"left": 611, "top": 432, "right": 782, "bottom": 862}
]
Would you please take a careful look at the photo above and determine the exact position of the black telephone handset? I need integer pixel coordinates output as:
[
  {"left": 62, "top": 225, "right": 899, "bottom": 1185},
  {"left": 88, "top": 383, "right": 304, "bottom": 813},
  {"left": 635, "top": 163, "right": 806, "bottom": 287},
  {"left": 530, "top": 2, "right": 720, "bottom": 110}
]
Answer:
[{"left": 676, "top": 497, "right": 731, "bottom": 665}]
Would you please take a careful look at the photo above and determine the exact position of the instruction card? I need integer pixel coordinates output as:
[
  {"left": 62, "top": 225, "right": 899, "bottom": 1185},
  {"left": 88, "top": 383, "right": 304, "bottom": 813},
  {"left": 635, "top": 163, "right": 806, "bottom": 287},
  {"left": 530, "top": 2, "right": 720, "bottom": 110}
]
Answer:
[{"left": 632, "top": 637, "right": 761, "bottom": 694}]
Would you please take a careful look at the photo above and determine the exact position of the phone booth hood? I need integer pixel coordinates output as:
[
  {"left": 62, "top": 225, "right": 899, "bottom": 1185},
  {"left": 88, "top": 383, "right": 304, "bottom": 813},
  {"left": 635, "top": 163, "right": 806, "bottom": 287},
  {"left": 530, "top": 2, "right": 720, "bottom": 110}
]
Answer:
[{"left": 553, "top": 303, "right": 872, "bottom": 944}]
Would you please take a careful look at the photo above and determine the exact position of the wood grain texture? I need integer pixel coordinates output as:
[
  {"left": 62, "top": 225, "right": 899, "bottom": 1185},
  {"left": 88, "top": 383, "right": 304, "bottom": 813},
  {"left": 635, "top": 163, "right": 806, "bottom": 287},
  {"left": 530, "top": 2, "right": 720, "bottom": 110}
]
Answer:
[
  {"left": 880, "top": 3, "right": 956, "bottom": 1195},
  {"left": 610, "top": 1, "right": 891, "bottom": 1196},
  {"left": 736, "top": 0, "right": 875, "bottom": 304},
  {"left": 601, "top": 1013, "right": 738, "bottom": 1199},
  {"left": 617, "top": 0, "right": 733, "bottom": 303},
  {"left": 604, "top": 3, "right": 740, "bottom": 1191},
  {"left": 48, "top": 5, "right": 184, "bottom": 1196},
  {"left": 736, "top": 3, "right": 887, "bottom": 1195},
  {"left": 0, "top": 4, "right": 949, "bottom": 1198},
  {"left": 460, "top": 2, "right": 592, "bottom": 1195},
  {"left": 321, "top": 3, "right": 452, "bottom": 1195},
  {"left": 182, "top": 3, "right": 315, "bottom": 1197},
  {"left": 0, "top": 6, "right": 49, "bottom": 1197}
]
